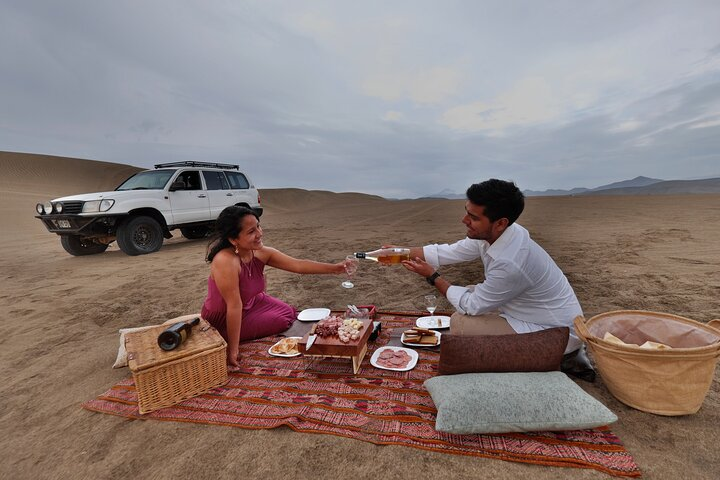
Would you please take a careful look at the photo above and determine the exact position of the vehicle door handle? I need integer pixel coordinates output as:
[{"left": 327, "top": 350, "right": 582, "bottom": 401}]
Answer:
[
  {"left": 198, "top": 194, "right": 207, "bottom": 198},
  {"left": 226, "top": 193, "right": 233, "bottom": 196}
]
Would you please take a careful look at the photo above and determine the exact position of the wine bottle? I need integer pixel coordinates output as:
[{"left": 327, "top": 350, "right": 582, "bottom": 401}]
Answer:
[
  {"left": 354, "top": 247, "right": 410, "bottom": 265},
  {"left": 157, "top": 317, "right": 200, "bottom": 351}
]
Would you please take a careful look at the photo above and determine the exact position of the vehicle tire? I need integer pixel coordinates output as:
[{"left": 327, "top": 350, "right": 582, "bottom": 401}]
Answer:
[
  {"left": 180, "top": 226, "right": 210, "bottom": 239},
  {"left": 116, "top": 216, "right": 164, "bottom": 256},
  {"left": 60, "top": 235, "right": 109, "bottom": 256}
]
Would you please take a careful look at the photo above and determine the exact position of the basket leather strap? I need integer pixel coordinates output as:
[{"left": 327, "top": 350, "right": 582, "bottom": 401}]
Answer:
[
  {"left": 708, "top": 319, "right": 720, "bottom": 333},
  {"left": 573, "top": 315, "right": 590, "bottom": 341}
]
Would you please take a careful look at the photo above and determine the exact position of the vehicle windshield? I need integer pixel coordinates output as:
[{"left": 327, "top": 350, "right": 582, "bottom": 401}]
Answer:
[{"left": 116, "top": 170, "right": 176, "bottom": 191}]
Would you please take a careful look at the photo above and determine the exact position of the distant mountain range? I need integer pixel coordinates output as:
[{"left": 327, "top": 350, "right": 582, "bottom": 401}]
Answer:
[
  {"left": 575, "top": 177, "right": 720, "bottom": 196},
  {"left": 425, "top": 176, "right": 720, "bottom": 198},
  {"left": 523, "top": 176, "right": 664, "bottom": 196},
  {"left": 425, "top": 188, "right": 466, "bottom": 199}
]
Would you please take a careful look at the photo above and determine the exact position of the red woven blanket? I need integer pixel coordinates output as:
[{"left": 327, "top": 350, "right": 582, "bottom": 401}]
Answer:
[{"left": 83, "top": 313, "right": 640, "bottom": 477}]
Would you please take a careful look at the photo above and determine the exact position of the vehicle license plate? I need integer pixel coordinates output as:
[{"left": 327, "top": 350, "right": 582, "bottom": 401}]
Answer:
[{"left": 55, "top": 219, "right": 71, "bottom": 228}]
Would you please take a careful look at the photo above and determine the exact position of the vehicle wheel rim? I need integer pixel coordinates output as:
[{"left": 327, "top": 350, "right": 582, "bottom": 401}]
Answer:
[{"left": 133, "top": 225, "right": 155, "bottom": 249}]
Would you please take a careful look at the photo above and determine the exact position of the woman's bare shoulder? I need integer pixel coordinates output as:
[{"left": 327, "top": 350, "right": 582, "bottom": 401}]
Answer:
[
  {"left": 211, "top": 249, "right": 239, "bottom": 272},
  {"left": 256, "top": 245, "right": 280, "bottom": 261}
]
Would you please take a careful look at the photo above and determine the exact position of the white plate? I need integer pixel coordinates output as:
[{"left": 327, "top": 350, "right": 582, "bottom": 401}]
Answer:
[
  {"left": 401, "top": 330, "right": 442, "bottom": 347},
  {"left": 268, "top": 337, "right": 302, "bottom": 357},
  {"left": 297, "top": 308, "right": 331, "bottom": 322},
  {"left": 370, "top": 346, "right": 418, "bottom": 372},
  {"left": 415, "top": 315, "right": 451, "bottom": 329}
]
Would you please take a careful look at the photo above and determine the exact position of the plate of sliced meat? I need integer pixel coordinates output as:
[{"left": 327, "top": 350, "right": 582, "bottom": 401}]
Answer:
[{"left": 370, "top": 346, "right": 418, "bottom": 372}]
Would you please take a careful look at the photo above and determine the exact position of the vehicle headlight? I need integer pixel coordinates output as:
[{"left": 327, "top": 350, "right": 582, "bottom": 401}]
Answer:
[
  {"left": 54, "top": 202, "right": 63, "bottom": 214},
  {"left": 43, "top": 202, "right": 53, "bottom": 214},
  {"left": 36, "top": 203, "right": 44, "bottom": 214},
  {"left": 82, "top": 199, "right": 115, "bottom": 213}
]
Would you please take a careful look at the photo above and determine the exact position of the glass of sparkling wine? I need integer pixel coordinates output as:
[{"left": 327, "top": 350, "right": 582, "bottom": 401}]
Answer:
[
  {"left": 424, "top": 294, "right": 437, "bottom": 324},
  {"left": 342, "top": 255, "right": 359, "bottom": 288}
]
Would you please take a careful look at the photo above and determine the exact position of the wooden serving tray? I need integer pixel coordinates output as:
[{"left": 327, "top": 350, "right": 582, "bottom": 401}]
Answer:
[{"left": 298, "top": 318, "right": 373, "bottom": 374}]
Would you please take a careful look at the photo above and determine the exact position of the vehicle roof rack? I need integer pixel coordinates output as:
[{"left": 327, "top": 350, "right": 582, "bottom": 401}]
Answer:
[{"left": 154, "top": 161, "right": 239, "bottom": 170}]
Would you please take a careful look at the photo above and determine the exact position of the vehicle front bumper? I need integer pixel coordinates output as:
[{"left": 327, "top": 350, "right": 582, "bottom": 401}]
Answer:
[{"left": 35, "top": 214, "right": 125, "bottom": 236}]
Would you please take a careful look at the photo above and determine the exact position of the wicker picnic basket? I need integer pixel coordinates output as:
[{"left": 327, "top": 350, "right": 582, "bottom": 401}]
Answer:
[
  {"left": 125, "top": 318, "right": 228, "bottom": 414},
  {"left": 575, "top": 311, "right": 720, "bottom": 416}
]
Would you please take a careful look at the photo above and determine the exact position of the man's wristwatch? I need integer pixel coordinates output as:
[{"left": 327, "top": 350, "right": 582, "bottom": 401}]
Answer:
[{"left": 426, "top": 271, "right": 440, "bottom": 286}]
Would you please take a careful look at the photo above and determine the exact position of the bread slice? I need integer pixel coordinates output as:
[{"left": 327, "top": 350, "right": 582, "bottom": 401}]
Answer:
[
  {"left": 419, "top": 335, "right": 438, "bottom": 345},
  {"left": 414, "top": 327, "right": 435, "bottom": 335},
  {"left": 403, "top": 334, "right": 422, "bottom": 343}
]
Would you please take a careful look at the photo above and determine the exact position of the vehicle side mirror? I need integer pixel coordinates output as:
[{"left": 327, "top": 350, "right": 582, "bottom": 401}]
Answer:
[{"left": 169, "top": 180, "right": 186, "bottom": 192}]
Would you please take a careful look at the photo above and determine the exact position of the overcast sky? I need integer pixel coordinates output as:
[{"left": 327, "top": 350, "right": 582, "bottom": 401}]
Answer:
[{"left": 2, "top": 1, "right": 720, "bottom": 198}]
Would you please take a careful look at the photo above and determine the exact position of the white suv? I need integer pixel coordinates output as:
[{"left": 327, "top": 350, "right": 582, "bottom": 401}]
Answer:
[{"left": 35, "top": 161, "right": 263, "bottom": 256}]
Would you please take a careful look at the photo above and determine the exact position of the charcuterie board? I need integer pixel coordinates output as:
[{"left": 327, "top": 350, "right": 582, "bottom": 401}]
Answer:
[{"left": 298, "top": 318, "right": 373, "bottom": 374}]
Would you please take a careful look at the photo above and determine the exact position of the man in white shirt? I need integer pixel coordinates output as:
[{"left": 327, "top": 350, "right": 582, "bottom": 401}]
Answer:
[{"left": 400, "top": 179, "right": 593, "bottom": 379}]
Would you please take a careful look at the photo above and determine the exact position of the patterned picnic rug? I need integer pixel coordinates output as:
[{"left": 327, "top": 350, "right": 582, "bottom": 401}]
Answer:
[{"left": 83, "top": 313, "right": 641, "bottom": 477}]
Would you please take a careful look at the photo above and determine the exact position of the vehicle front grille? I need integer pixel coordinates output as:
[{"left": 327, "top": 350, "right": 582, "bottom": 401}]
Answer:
[{"left": 59, "top": 201, "right": 84, "bottom": 214}]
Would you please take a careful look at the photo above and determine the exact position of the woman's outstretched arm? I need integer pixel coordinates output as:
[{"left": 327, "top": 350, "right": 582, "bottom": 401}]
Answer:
[{"left": 264, "top": 247, "right": 346, "bottom": 274}]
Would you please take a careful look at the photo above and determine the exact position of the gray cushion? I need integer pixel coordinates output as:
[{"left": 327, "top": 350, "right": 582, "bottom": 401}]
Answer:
[{"left": 424, "top": 372, "right": 617, "bottom": 434}]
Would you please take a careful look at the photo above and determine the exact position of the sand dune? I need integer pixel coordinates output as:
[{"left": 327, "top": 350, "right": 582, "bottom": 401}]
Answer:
[
  {"left": 260, "top": 188, "right": 388, "bottom": 216},
  {"left": 0, "top": 151, "right": 141, "bottom": 196},
  {"left": 1, "top": 152, "right": 719, "bottom": 479}
]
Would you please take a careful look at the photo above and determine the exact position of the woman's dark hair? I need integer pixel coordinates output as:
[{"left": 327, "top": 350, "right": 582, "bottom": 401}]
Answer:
[
  {"left": 206, "top": 206, "right": 259, "bottom": 262},
  {"left": 466, "top": 179, "right": 524, "bottom": 224}
]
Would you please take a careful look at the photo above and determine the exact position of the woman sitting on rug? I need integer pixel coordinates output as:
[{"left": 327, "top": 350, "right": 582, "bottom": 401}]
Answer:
[{"left": 201, "top": 205, "right": 348, "bottom": 368}]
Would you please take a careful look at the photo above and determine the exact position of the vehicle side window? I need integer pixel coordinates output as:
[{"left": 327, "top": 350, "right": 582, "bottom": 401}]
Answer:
[
  {"left": 177, "top": 171, "right": 202, "bottom": 190},
  {"left": 226, "top": 172, "right": 250, "bottom": 189},
  {"left": 202, "top": 171, "right": 229, "bottom": 190}
]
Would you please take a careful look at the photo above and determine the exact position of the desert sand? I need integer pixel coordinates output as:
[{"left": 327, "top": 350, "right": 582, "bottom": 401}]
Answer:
[{"left": 1, "top": 152, "right": 718, "bottom": 479}]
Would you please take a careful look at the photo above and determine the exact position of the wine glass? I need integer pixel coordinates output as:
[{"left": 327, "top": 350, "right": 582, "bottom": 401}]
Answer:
[
  {"left": 342, "top": 255, "right": 359, "bottom": 288},
  {"left": 424, "top": 294, "right": 437, "bottom": 325}
]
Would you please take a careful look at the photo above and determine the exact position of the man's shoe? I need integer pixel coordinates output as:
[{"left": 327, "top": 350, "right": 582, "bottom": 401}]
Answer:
[{"left": 561, "top": 345, "right": 596, "bottom": 382}]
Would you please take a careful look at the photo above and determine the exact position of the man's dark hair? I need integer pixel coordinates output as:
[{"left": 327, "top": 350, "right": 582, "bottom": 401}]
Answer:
[{"left": 466, "top": 179, "right": 524, "bottom": 224}]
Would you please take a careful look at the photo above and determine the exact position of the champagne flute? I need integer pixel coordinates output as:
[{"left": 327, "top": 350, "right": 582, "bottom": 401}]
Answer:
[
  {"left": 342, "top": 255, "right": 359, "bottom": 288},
  {"left": 424, "top": 294, "right": 438, "bottom": 325}
]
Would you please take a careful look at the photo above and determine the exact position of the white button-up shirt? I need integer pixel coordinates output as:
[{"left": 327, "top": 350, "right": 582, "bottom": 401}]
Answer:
[{"left": 423, "top": 223, "right": 583, "bottom": 353}]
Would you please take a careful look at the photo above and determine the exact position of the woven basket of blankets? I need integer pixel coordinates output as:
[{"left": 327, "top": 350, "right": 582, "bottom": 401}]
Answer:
[{"left": 575, "top": 311, "right": 720, "bottom": 415}]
